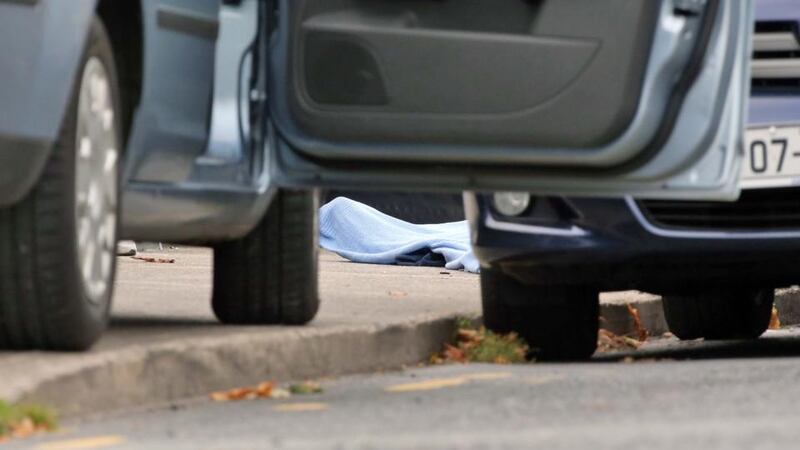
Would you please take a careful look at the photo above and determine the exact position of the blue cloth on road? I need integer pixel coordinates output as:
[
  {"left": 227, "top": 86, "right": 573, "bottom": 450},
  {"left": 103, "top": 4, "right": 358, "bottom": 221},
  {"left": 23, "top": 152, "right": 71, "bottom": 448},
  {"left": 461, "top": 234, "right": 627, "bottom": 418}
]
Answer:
[{"left": 319, "top": 197, "right": 480, "bottom": 273}]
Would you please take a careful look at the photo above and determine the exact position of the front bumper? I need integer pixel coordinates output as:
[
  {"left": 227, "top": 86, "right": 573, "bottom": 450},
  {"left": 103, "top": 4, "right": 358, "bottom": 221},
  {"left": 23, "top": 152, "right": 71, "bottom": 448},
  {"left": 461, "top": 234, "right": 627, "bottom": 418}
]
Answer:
[{"left": 466, "top": 193, "right": 800, "bottom": 291}]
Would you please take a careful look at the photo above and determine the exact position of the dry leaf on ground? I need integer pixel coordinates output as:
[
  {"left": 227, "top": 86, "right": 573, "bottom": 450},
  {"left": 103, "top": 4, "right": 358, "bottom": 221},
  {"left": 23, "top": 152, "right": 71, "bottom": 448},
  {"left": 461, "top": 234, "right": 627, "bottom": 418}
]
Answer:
[
  {"left": 271, "top": 388, "right": 291, "bottom": 399},
  {"left": 442, "top": 343, "right": 468, "bottom": 363},
  {"left": 769, "top": 306, "right": 781, "bottom": 330},
  {"left": 597, "top": 329, "right": 643, "bottom": 353},
  {"left": 256, "top": 382, "right": 275, "bottom": 397},
  {"left": 431, "top": 320, "right": 528, "bottom": 364},
  {"left": 10, "top": 418, "right": 35, "bottom": 439},
  {"left": 210, "top": 381, "right": 318, "bottom": 402},
  {"left": 0, "top": 401, "right": 57, "bottom": 442},
  {"left": 626, "top": 304, "right": 649, "bottom": 342}
]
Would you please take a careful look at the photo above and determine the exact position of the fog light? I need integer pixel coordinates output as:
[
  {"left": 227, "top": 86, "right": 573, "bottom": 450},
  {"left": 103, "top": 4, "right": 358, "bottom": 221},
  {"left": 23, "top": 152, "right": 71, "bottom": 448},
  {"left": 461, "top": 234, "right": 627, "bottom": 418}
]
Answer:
[{"left": 492, "top": 192, "right": 531, "bottom": 217}]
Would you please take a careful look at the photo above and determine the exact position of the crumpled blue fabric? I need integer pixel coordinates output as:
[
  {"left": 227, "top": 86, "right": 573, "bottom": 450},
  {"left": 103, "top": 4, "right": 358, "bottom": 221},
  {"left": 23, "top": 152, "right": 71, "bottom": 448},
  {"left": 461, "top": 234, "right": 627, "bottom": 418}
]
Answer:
[{"left": 319, "top": 197, "right": 480, "bottom": 273}]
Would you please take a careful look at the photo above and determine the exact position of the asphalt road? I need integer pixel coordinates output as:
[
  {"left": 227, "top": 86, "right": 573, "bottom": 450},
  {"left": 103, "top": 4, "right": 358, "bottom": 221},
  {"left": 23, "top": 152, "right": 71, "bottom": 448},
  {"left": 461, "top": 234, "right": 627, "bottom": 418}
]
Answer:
[{"left": 13, "top": 328, "right": 800, "bottom": 450}]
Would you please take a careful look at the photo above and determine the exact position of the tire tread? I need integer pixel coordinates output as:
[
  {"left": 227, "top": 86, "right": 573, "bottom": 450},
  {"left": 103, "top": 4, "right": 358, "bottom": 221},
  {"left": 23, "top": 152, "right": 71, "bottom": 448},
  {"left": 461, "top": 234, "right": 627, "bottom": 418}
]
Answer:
[
  {"left": 481, "top": 269, "right": 599, "bottom": 360},
  {"left": 663, "top": 288, "right": 774, "bottom": 340},
  {"left": 212, "top": 190, "right": 319, "bottom": 325},
  {"left": 0, "top": 17, "right": 118, "bottom": 350}
]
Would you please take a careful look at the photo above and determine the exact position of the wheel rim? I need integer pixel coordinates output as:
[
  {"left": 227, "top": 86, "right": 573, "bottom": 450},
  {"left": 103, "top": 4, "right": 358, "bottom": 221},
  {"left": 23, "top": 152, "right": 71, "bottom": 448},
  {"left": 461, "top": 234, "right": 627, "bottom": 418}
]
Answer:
[{"left": 75, "top": 56, "right": 118, "bottom": 304}]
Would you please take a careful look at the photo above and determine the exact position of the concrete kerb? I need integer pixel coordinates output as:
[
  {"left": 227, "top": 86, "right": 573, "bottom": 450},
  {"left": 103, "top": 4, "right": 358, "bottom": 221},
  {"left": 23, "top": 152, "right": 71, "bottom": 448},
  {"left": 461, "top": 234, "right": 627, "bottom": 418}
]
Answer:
[
  {"left": 600, "top": 288, "right": 800, "bottom": 337},
  {"left": 5, "top": 315, "right": 460, "bottom": 418}
]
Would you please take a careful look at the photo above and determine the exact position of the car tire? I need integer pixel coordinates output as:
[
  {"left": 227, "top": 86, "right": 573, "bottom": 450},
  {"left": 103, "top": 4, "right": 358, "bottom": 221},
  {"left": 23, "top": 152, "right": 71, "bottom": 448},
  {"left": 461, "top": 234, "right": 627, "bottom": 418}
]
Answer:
[
  {"left": 481, "top": 268, "right": 599, "bottom": 360},
  {"left": 0, "top": 18, "right": 121, "bottom": 351},
  {"left": 662, "top": 288, "right": 774, "bottom": 340},
  {"left": 212, "top": 189, "right": 320, "bottom": 325}
]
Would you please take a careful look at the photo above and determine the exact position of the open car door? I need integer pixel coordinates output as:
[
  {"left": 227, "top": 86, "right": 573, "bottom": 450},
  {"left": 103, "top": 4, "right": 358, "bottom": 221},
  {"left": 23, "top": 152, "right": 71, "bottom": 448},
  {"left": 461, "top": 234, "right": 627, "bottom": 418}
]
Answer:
[{"left": 263, "top": 0, "right": 753, "bottom": 200}]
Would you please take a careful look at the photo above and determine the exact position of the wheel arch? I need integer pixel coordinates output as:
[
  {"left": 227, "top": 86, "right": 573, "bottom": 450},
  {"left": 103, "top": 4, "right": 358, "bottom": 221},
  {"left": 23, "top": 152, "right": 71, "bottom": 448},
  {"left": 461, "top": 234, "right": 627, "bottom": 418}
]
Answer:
[{"left": 0, "top": 1, "right": 96, "bottom": 207}]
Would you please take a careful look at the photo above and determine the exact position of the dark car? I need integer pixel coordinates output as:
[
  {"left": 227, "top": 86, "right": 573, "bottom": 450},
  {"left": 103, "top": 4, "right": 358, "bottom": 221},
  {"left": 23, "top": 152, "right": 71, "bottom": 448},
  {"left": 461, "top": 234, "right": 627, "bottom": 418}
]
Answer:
[
  {"left": 0, "top": 0, "right": 752, "bottom": 350},
  {"left": 467, "top": 0, "right": 800, "bottom": 360}
]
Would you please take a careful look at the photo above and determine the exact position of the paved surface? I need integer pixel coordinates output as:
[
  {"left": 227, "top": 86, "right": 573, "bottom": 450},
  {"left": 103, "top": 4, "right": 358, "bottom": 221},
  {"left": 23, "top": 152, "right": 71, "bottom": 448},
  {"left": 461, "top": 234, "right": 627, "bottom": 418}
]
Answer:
[
  {"left": 0, "top": 247, "right": 664, "bottom": 415},
  {"left": 0, "top": 245, "right": 794, "bottom": 415},
  {"left": 12, "top": 328, "right": 800, "bottom": 450},
  {"left": 0, "top": 248, "right": 481, "bottom": 414}
]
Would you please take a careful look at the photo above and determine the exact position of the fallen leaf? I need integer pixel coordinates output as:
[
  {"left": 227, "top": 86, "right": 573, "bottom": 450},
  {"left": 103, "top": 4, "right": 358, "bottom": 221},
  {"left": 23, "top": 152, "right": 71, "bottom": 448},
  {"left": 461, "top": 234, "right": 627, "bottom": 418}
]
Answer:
[
  {"left": 622, "top": 336, "right": 643, "bottom": 349},
  {"left": 457, "top": 328, "right": 480, "bottom": 343},
  {"left": 388, "top": 290, "right": 408, "bottom": 299},
  {"left": 429, "top": 353, "right": 445, "bottom": 365},
  {"left": 432, "top": 321, "right": 528, "bottom": 364},
  {"left": 626, "top": 304, "right": 649, "bottom": 342},
  {"left": 597, "top": 328, "right": 642, "bottom": 353},
  {"left": 769, "top": 306, "right": 781, "bottom": 330},
  {"left": 209, "top": 387, "right": 256, "bottom": 402},
  {"left": 210, "top": 381, "right": 293, "bottom": 402},
  {"left": 289, "top": 381, "right": 323, "bottom": 395},
  {"left": 130, "top": 256, "right": 175, "bottom": 264},
  {"left": 0, "top": 402, "right": 58, "bottom": 442},
  {"left": 256, "top": 381, "right": 275, "bottom": 398},
  {"left": 442, "top": 343, "right": 468, "bottom": 363},
  {"left": 209, "top": 391, "right": 230, "bottom": 402},
  {"left": 228, "top": 388, "right": 255, "bottom": 401},
  {"left": 11, "top": 418, "right": 35, "bottom": 439},
  {"left": 270, "top": 388, "right": 291, "bottom": 399}
]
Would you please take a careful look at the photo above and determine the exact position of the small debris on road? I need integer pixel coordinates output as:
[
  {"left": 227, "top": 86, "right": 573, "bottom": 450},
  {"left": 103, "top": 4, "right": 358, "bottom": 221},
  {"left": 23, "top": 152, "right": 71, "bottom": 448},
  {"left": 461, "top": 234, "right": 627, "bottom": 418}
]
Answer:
[
  {"left": 597, "top": 329, "right": 643, "bottom": 353},
  {"left": 210, "top": 381, "right": 322, "bottom": 403},
  {"left": 627, "top": 303, "right": 649, "bottom": 342},
  {"left": 130, "top": 256, "right": 176, "bottom": 264},
  {"left": 431, "top": 318, "right": 528, "bottom": 364},
  {"left": 388, "top": 290, "right": 408, "bottom": 299},
  {"left": 770, "top": 306, "right": 782, "bottom": 330},
  {"left": 289, "top": 381, "right": 324, "bottom": 395},
  {"left": 0, "top": 401, "right": 57, "bottom": 443},
  {"left": 596, "top": 303, "right": 653, "bottom": 353}
]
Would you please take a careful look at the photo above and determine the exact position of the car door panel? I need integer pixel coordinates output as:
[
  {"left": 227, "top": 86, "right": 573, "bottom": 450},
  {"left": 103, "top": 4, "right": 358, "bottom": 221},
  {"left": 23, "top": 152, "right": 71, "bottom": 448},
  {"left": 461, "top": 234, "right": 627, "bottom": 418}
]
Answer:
[
  {"left": 122, "top": 0, "right": 276, "bottom": 242},
  {"left": 124, "top": 0, "right": 219, "bottom": 184},
  {"left": 267, "top": 0, "right": 754, "bottom": 200},
  {"left": 277, "top": 0, "right": 659, "bottom": 151}
]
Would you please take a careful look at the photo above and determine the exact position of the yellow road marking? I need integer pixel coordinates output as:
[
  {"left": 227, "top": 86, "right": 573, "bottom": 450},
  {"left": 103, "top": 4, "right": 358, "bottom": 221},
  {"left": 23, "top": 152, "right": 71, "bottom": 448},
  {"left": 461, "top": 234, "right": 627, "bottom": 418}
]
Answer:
[
  {"left": 385, "top": 372, "right": 512, "bottom": 393},
  {"left": 273, "top": 402, "right": 329, "bottom": 412},
  {"left": 385, "top": 377, "right": 467, "bottom": 392},
  {"left": 525, "top": 375, "right": 565, "bottom": 386},
  {"left": 463, "top": 372, "right": 512, "bottom": 381},
  {"left": 35, "top": 435, "right": 125, "bottom": 450}
]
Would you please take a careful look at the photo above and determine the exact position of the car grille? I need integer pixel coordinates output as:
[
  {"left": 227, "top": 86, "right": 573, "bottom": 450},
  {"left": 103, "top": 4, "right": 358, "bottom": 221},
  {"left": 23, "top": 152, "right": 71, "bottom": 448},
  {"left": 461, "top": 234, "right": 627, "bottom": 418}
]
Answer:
[
  {"left": 752, "top": 21, "right": 800, "bottom": 93},
  {"left": 637, "top": 188, "right": 800, "bottom": 231}
]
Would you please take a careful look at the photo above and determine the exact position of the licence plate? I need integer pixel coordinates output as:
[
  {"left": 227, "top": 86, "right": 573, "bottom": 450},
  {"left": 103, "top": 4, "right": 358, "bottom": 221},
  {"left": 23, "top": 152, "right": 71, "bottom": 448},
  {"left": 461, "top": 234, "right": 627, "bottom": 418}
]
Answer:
[{"left": 741, "top": 126, "right": 800, "bottom": 189}]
